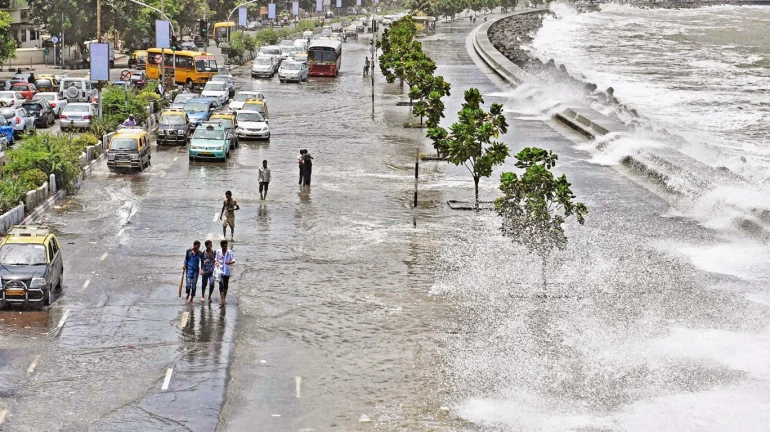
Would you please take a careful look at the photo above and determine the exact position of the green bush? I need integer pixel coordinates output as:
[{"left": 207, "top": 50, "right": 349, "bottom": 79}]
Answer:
[
  {"left": 256, "top": 28, "right": 279, "bottom": 45},
  {"left": 17, "top": 169, "right": 48, "bottom": 189},
  {"left": 102, "top": 86, "right": 147, "bottom": 127},
  {"left": 0, "top": 177, "right": 32, "bottom": 213},
  {"left": 4, "top": 134, "right": 83, "bottom": 192},
  {"left": 89, "top": 118, "right": 117, "bottom": 138},
  {"left": 72, "top": 133, "right": 100, "bottom": 152},
  {"left": 242, "top": 33, "right": 256, "bottom": 53}
]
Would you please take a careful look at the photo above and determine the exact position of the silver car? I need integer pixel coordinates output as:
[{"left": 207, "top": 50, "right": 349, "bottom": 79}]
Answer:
[
  {"left": 60, "top": 103, "right": 97, "bottom": 130},
  {"left": 35, "top": 92, "right": 68, "bottom": 117},
  {"left": 251, "top": 56, "right": 277, "bottom": 78},
  {"left": 278, "top": 61, "right": 309, "bottom": 83},
  {"left": 0, "top": 107, "right": 35, "bottom": 136}
]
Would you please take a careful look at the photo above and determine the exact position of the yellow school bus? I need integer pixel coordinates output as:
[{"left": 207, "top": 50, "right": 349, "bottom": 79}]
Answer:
[
  {"left": 145, "top": 49, "right": 218, "bottom": 88},
  {"left": 213, "top": 22, "right": 237, "bottom": 45}
]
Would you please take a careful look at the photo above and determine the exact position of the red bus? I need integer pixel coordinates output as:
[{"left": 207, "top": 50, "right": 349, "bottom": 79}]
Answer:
[{"left": 308, "top": 40, "right": 342, "bottom": 77}]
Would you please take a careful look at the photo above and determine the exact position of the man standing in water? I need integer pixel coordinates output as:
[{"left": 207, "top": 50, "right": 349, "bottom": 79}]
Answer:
[
  {"left": 258, "top": 159, "right": 271, "bottom": 200},
  {"left": 200, "top": 240, "right": 216, "bottom": 302},
  {"left": 220, "top": 190, "right": 240, "bottom": 240},
  {"left": 297, "top": 149, "right": 306, "bottom": 185},
  {"left": 216, "top": 240, "right": 235, "bottom": 305},
  {"left": 183, "top": 240, "right": 203, "bottom": 304},
  {"left": 302, "top": 150, "right": 314, "bottom": 186}
]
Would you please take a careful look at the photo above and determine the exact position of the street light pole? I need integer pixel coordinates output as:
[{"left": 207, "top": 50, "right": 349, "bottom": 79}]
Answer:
[{"left": 226, "top": 0, "right": 262, "bottom": 44}]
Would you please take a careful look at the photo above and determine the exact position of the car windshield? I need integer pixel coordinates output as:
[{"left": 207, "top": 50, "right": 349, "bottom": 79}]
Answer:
[
  {"left": 255, "top": 57, "right": 272, "bottom": 65},
  {"left": 37, "top": 94, "right": 55, "bottom": 101},
  {"left": 184, "top": 101, "right": 210, "bottom": 112},
  {"left": 204, "top": 82, "right": 225, "bottom": 91},
  {"left": 62, "top": 80, "right": 83, "bottom": 89},
  {"left": 217, "top": 68, "right": 230, "bottom": 74},
  {"left": 23, "top": 103, "right": 43, "bottom": 111},
  {"left": 234, "top": 93, "right": 258, "bottom": 102},
  {"left": 35, "top": 80, "right": 52, "bottom": 88},
  {"left": 0, "top": 109, "right": 15, "bottom": 118},
  {"left": 283, "top": 63, "right": 301, "bottom": 70},
  {"left": 65, "top": 105, "right": 90, "bottom": 112},
  {"left": 160, "top": 114, "right": 185, "bottom": 125},
  {"left": 173, "top": 94, "right": 196, "bottom": 104},
  {"left": 10, "top": 84, "right": 28, "bottom": 91},
  {"left": 242, "top": 104, "right": 265, "bottom": 113},
  {"left": 0, "top": 92, "right": 16, "bottom": 99},
  {"left": 281, "top": 46, "right": 296, "bottom": 54},
  {"left": 261, "top": 47, "right": 280, "bottom": 55},
  {"left": 196, "top": 59, "right": 217, "bottom": 72},
  {"left": 0, "top": 243, "right": 48, "bottom": 265},
  {"left": 237, "top": 112, "right": 264, "bottom": 122},
  {"left": 193, "top": 127, "right": 224, "bottom": 140},
  {"left": 213, "top": 118, "right": 234, "bottom": 128},
  {"left": 111, "top": 137, "right": 138, "bottom": 151},
  {"left": 211, "top": 76, "right": 229, "bottom": 83}
]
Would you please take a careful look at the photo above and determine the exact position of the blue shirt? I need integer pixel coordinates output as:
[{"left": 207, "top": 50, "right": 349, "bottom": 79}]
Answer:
[
  {"left": 201, "top": 249, "right": 216, "bottom": 274},
  {"left": 184, "top": 249, "right": 203, "bottom": 274},
  {"left": 216, "top": 249, "right": 233, "bottom": 276}
]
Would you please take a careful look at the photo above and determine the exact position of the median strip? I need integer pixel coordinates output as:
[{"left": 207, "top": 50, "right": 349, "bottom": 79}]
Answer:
[{"left": 161, "top": 368, "right": 174, "bottom": 391}]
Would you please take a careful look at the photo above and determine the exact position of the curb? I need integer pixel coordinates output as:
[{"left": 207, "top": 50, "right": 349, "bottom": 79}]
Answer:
[{"left": 22, "top": 190, "right": 67, "bottom": 224}]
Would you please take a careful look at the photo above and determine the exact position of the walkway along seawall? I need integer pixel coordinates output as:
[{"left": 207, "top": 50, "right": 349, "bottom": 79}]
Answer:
[{"left": 472, "top": 9, "right": 770, "bottom": 236}]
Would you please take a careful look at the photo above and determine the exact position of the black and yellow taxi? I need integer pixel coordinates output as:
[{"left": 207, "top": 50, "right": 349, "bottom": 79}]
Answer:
[
  {"left": 107, "top": 127, "right": 152, "bottom": 171},
  {"left": 0, "top": 225, "right": 63, "bottom": 307},
  {"left": 157, "top": 108, "right": 190, "bottom": 146}
]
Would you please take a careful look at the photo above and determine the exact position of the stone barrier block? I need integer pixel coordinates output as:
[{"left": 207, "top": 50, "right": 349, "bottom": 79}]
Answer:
[
  {"left": 50, "top": 174, "right": 57, "bottom": 194},
  {"left": 25, "top": 190, "right": 37, "bottom": 210},
  {"left": 86, "top": 146, "right": 95, "bottom": 162}
]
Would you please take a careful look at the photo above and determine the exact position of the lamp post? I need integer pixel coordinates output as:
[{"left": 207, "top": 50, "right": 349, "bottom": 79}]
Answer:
[{"left": 226, "top": 0, "right": 262, "bottom": 46}]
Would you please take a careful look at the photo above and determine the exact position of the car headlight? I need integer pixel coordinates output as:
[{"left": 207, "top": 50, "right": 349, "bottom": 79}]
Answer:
[
  {"left": 130, "top": 154, "right": 139, "bottom": 159},
  {"left": 177, "top": 129, "right": 185, "bottom": 134},
  {"left": 31, "top": 277, "right": 46, "bottom": 287},
  {"left": 236, "top": 128, "right": 243, "bottom": 132},
  {"left": 216, "top": 146, "right": 224, "bottom": 150},
  {"left": 108, "top": 153, "right": 115, "bottom": 159}
]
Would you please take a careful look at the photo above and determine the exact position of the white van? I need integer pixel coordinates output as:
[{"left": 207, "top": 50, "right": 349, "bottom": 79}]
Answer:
[{"left": 60, "top": 78, "right": 96, "bottom": 103}]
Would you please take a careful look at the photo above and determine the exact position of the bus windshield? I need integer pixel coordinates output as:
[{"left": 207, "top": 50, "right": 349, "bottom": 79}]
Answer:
[
  {"left": 196, "top": 59, "right": 217, "bottom": 72},
  {"left": 309, "top": 49, "right": 337, "bottom": 63}
]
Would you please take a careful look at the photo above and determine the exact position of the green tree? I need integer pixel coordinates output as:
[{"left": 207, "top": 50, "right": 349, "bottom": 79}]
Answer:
[
  {"left": 409, "top": 73, "right": 450, "bottom": 127},
  {"left": 0, "top": 11, "right": 16, "bottom": 65},
  {"left": 428, "top": 88, "right": 509, "bottom": 209},
  {"left": 500, "top": 0, "right": 518, "bottom": 12},
  {"left": 495, "top": 148, "right": 588, "bottom": 291},
  {"left": 377, "top": 16, "right": 418, "bottom": 82}
]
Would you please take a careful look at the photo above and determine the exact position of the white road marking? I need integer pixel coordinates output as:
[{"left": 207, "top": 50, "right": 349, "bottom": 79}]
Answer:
[
  {"left": 160, "top": 171, "right": 167, "bottom": 178},
  {"left": 295, "top": 376, "right": 302, "bottom": 398},
  {"left": 180, "top": 311, "right": 189, "bottom": 328},
  {"left": 0, "top": 409, "right": 7, "bottom": 425},
  {"left": 161, "top": 368, "right": 173, "bottom": 391},
  {"left": 27, "top": 355, "right": 41, "bottom": 374},
  {"left": 173, "top": 156, "right": 179, "bottom": 162},
  {"left": 56, "top": 309, "right": 70, "bottom": 330},
  {"left": 100, "top": 252, "right": 108, "bottom": 261},
  {"left": 117, "top": 228, "right": 125, "bottom": 236},
  {"left": 213, "top": 212, "right": 219, "bottom": 222},
  {"left": 82, "top": 279, "right": 91, "bottom": 290}
]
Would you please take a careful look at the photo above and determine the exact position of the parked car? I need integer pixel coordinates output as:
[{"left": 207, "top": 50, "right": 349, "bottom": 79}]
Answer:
[
  {"left": 22, "top": 99, "right": 56, "bottom": 128},
  {"left": 157, "top": 109, "right": 190, "bottom": 146},
  {"left": 0, "top": 115, "right": 15, "bottom": 146},
  {"left": 210, "top": 75, "right": 235, "bottom": 98},
  {"left": 252, "top": 56, "right": 278, "bottom": 78},
  {"left": 0, "top": 107, "right": 35, "bottom": 137},
  {"left": 188, "top": 123, "right": 231, "bottom": 162},
  {"left": 171, "top": 93, "right": 198, "bottom": 109},
  {"left": 0, "top": 225, "right": 64, "bottom": 308},
  {"left": 183, "top": 98, "right": 218, "bottom": 130},
  {"left": 201, "top": 81, "right": 229, "bottom": 105},
  {"left": 35, "top": 92, "right": 68, "bottom": 118},
  {"left": 107, "top": 127, "right": 152, "bottom": 171},
  {"left": 0, "top": 91, "right": 26, "bottom": 108},
  {"left": 230, "top": 91, "right": 265, "bottom": 111},
  {"left": 34, "top": 78, "right": 57, "bottom": 93},
  {"left": 235, "top": 110, "right": 270, "bottom": 140},
  {"left": 9, "top": 82, "right": 37, "bottom": 100},
  {"left": 278, "top": 60, "right": 309, "bottom": 83},
  {"left": 59, "top": 103, "right": 97, "bottom": 130},
  {"left": 130, "top": 71, "right": 147, "bottom": 89},
  {"left": 11, "top": 72, "right": 31, "bottom": 82},
  {"left": 60, "top": 78, "right": 96, "bottom": 103}
]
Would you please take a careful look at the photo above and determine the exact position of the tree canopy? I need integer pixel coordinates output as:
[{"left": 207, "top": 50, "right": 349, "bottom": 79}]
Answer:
[{"left": 0, "top": 11, "right": 17, "bottom": 64}]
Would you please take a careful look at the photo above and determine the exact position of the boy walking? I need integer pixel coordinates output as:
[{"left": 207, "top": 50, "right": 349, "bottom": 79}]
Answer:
[
  {"left": 220, "top": 191, "right": 240, "bottom": 240},
  {"left": 216, "top": 240, "right": 235, "bottom": 305},
  {"left": 258, "top": 160, "right": 271, "bottom": 200},
  {"left": 200, "top": 240, "right": 216, "bottom": 302},
  {"left": 183, "top": 241, "right": 203, "bottom": 304}
]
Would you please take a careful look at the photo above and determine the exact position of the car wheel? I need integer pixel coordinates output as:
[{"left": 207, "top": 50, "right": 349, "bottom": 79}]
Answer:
[
  {"left": 44, "top": 286, "right": 52, "bottom": 306},
  {"left": 265, "top": 133, "right": 270, "bottom": 140}
]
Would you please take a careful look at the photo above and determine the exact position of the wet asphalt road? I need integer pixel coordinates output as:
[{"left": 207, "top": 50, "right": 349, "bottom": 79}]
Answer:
[{"left": 0, "top": 22, "right": 490, "bottom": 431}]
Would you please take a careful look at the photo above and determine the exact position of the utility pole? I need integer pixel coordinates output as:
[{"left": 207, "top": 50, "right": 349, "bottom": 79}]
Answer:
[{"left": 97, "top": 0, "right": 102, "bottom": 42}]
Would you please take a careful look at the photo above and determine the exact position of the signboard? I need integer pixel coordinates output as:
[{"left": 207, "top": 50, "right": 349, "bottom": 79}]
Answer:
[
  {"left": 155, "top": 20, "right": 171, "bottom": 49},
  {"left": 336, "top": 0, "right": 341, "bottom": 7},
  {"left": 89, "top": 43, "right": 110, "bottom": 81},
  {"left": 316, "top": 0, "right": 323, "bottom": 11},
  {"left": 292, "top": 1, "right": 299, "bottom": 15},
  {"left": 268, "top": 3, "right": 276, "bottom": 19},
  {"left": 357, "top": 0, "right": 361, "bottom": 5},
  {"left": 44, "top": 47, "right": 50, "bottom": 55},
  {"left": 51, "top": 36, "right": 59, "bottom": 44},
  {"left": 195, "top": 55, "right": 216, "bottom": 61},
  {"left": 260, "top": 6, "right": 268, "bottom": 15},
  {"left": 238, "top": 7, "right": 247, "bottom": 26}
]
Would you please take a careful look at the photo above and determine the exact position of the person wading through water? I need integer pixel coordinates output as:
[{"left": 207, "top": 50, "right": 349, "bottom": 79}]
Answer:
[
  {"left": 300, "top": 149, "right": 314, "bottom": 187},
  {"left": 220, "top": 191, "right": 240, "bottom": 240}
]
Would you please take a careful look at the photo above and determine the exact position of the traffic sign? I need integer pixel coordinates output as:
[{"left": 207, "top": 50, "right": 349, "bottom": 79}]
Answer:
[
  {"left": 154, "top": 54, "right": 163, "bottom": 63},
  {"left": 120, "top": 70, "right": 132, "bottom": 81},
  {"left": 44, "top": 48, "right": 50, "bottom": 55},
  {"left": 51, "top": 36, "right": 59, "bottom": 44}
]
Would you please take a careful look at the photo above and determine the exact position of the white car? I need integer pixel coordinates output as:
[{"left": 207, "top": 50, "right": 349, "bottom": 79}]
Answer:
[
  {"left": 59, "top": 103, "right": 97, "bottom": 130},
  {"left": 230, "top": 91, "right": 266, "bottom": 111},
  {"left": 258, "top": 45, "right": 282, "bottom": 65},
  {"left": 251, "top": 56, "right": 277, "bottom": 78},
  {"left": 235, "top": 110, "right": 270, "bottom": 140},
  {"left": 278, "top": 61, "right": 309, "bottom": 83},
  {"left": 0, "top": 106, "right": 35, "bottom": 136},
  {"left": 0, "top": 91, "right": 26, "bottom": 108},
  {"left": 293, "top": 39, "right": 308, "bottom": 52},
  {"left": 279, "top": 45, "right": 297, "bottom": 61},
  {"left": 35, "top": 92, "right": 68, "bottom": 117},
  {"left": 201, "top": 81, "right": 229, "bottom": 105}
]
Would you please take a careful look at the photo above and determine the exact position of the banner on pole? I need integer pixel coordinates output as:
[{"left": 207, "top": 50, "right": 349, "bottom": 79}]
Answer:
[
  {"left": 292, "top": 1, "right": 299, "bottom": 15},
  {"left": 356, "top": 0, "right": 361, "bottom": 5},
  {"left": 238, "top": 7, "right": 247, "bottom": 26},
  {"left": 155, "top": 19, "right": 170, "bottom": 49},
  {"left": 375, "top": 0, "right": 379, "bottom": 4},
  {"left": 89, "top": 43, "right": 110, "bottom": 81},
  {"left": 316, "top": 0, "right": 323, "bottom": 12},
  {"left": 268, "top": 3, "right": 276, "bottom": 19},
  {"left": 336, "top": 0, "right": 341, "bottom": 7}
]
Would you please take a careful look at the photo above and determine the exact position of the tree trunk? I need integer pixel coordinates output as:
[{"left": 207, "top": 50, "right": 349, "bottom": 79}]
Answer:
[{"left": 474, "top": 176, "right": 480, "bottom": 211}]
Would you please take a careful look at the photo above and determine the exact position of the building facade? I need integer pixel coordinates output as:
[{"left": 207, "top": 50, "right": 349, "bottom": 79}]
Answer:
[{"left": 0, "top": 0, "right": 40, "bottom": 49}]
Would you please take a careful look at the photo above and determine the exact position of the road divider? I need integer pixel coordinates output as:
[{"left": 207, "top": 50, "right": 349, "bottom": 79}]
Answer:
[{"left": 295, "top": 376, "right": 302, "bottom": 398}]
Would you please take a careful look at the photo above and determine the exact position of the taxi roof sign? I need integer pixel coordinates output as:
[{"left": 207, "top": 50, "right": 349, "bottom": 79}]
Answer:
[{"left": 8, "top": 225, "right": 50, "bottom": 237}]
